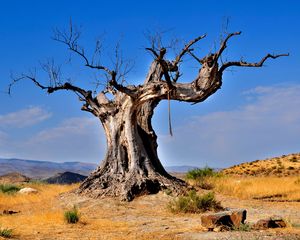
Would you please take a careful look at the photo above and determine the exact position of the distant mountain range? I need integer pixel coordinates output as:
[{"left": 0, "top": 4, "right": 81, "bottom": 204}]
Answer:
[
  {"left": 0, "top": 158, "right": 200, "bottom": 179},
  {"left": 0, "top": 158, "right": 97, "bottom": 179}
]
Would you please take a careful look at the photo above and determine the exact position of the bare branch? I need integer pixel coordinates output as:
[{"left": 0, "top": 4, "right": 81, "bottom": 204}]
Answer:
[
  {"left": 52, "top": 24, "right": 112, "bottom": 76},
  {"left": 219, "top": 53, "right": 289, "bottom": 73},
  {"left": 9, "top": 73, "right": 47, "bottom": 95},
  {"left": 187, "top": 49, "right": 202, "bottom": 64},
  {"left": 145, "top": 47, "right": 159, "bottom": 58},
  {"left": 108, "top": 71, "right": 137, "bottom": 98},
  {"left": 53, "top": 23, "right": 137, "bottom": 97},
  {"left": 173, "top": 34, "right": 206, "bottom": 66},
  {"left": 215, "top": 31, "right": 242, "bottom": 61}
]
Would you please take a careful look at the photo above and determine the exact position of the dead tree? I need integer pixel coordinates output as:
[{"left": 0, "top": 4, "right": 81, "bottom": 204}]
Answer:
[{"left": 10, "top": 27, "right": 288, "bottom": 201}]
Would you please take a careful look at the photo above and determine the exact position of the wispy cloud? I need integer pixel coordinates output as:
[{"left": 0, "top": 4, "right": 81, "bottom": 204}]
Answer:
[
  {"left": 158, "top": 84, "right": 300, "bottom": 167},
  {"left": 0, "top": 106, "right": 52, "bottom": 128},
  {"left": 8, "top": 117, "right": 105, "bottom": 163}
]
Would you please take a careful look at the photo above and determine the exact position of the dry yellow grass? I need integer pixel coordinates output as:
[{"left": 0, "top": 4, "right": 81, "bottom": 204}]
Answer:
[
  {"left": 0, "top": 179, "right": 299, "bottom": 239},
  {"left": 213, "top": 176, "right": 300, "bottom": 200},
  {"left": 0, "top": 183, "right": 78, "bottom": 239},
  {"left": 0, "top": 183, "right": 77, "bottom": 207}
]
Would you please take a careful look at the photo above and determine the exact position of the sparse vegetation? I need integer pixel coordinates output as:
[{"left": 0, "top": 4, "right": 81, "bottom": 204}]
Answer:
[
  {"left": 232, "top": 223, "right": 251, "bottom": 232},
  {"left": 214, "top": 176, "right": 300, "bottom": 200},
  {"left": 64, "top": 207, "right": 80, "bottom": 224},
  {"left": 185, "top": 167, "right": 221, "bottom": 190},
  {"left": 186, "top": 166, "right": 216, "bottom": 180},
  {"left": 290, "top": 157, "right": 298, "bottom": 163},
  {"left": 164, "top": 189, "right": 172, "bottom": 196},
  {"left": 168, "top": 190, "right": 222, "bottom": 213},
  {"left": 0, "top": 179, "right": 298, "bottom": 239},
  {"left": 0, "top": 184, "right": 21, "bottom": 194},
  {"left": 0, "top": 227, "right": 13, "bottom": 238},
  {"left": 295, "top": 178, "right": 300, "bottom": 185},
  {"left": 222, "top": 153, "right": 300, "bottom": 177}
]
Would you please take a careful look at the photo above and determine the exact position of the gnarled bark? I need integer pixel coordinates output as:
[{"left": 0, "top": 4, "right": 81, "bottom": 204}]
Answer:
[{"left": 78, "top": 95, "right": 186, "bottom": 201}]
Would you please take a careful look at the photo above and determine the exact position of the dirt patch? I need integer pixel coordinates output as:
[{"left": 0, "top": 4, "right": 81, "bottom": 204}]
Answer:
[{"left": 0, "top": 184, "right": 299, "bottom": 240}]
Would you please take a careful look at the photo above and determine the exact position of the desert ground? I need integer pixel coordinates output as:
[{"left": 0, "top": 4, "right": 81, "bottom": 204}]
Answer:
[{"left": 0, "top": 171, "right": 300, "bottom": 240}]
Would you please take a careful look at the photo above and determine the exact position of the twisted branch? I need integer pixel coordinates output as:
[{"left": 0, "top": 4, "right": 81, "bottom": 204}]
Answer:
[{"left": 219, "top": 53, "right": 289, "bottom": 73}]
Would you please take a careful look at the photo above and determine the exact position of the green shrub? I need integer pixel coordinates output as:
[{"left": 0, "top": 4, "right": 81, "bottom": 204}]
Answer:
[
  {"left": 0, "top": 184, "right": 21, "bottom": 194},
  {"left": 164, "top": 189, "right": 172, "bottom": 196},
  {"left": 64, "top": 207, "right": 80, "bottom": 224},
  {"left": 168, "top": 190, "right": 222, "bottom": 213},
  {"left": 186, "top": 167, "right": 221, "bottom": 190},
  {"left": 186, "top": 167, "right": 216, "bottom": 180},
  {"left": 232, "top": 223, "right": 251, "bottom": 232},
  {"left": 289, "top": 157, "right": 298, "bottom": 162},
  {"left": 0, "top": 227, "right": 13, "bottom": 238}
]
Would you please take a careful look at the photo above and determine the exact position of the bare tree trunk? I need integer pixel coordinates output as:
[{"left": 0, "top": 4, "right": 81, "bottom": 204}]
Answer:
[{"left": 78, "top": 94, "right": 186, "bottom": 201}]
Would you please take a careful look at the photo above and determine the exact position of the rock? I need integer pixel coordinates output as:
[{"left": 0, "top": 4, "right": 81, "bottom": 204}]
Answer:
[
  {"left": 3, "top": 210, "right": 20, "bottom": 215},
  {"left": 201, "top": 209, "right": 247, "bottom": 230},
  {"left": 253, "top": 216, "right": 286, "bottom": 230},
  {"left": 19, "top": 187, "right": 38, "bottom": 194}
]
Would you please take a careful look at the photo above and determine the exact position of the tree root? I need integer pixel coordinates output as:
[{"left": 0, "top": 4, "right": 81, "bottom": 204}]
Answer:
[{"left": 77, "top": 171, "right": 187, "bottom": 201}]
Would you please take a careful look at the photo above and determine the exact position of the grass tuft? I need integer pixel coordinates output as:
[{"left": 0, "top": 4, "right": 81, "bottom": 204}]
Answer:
[
  {"left": 64, "top": 206, "right": 80, "bottom": 224},
  {"left": 0, "top": 184, "right": 21, "bottom": 194},
  {"left": 0, "top": 227, "right": 13, "bottom": 238},
  {"left": 232, "top": 223, "right": 251, "bottom": 232},
  {"left": 168, "top": 190, "right": 222, "bottom": 213}
]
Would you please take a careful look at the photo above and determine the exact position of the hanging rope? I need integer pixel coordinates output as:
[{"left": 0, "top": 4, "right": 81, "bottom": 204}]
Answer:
[{"left": 168, "top": 90, "right": 173, "bottom": 136}]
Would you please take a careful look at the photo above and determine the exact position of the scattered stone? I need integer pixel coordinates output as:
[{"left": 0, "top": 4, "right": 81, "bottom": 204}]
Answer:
[
  {"left": 253, "top": 216, "right": 286, "bottom": 230},
  {"left": 3, "top": 210, "right": 20, "bottom": 215},
  {"left": 19, "top": 187, "right": 38, "bottom": 194},
  {"left": 201, "top": 209, "right": 247, "bottom": 230}
]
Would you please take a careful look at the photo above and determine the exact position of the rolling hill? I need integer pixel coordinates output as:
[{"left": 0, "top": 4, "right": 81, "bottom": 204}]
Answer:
[
  {"left": 222, "top": 153, "right": 300, "bottom": 176},
  {"left": 44, "top": 171, "right": 87, "bottom": 184}
]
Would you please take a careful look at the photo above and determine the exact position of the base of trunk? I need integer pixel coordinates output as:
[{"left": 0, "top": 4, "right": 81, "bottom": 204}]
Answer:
[{"left": 77, "top": 168, "right": 187, "bottom": 201}]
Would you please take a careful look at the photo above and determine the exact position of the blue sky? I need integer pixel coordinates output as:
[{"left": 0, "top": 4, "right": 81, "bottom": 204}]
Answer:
[{"left": 0, "top": 1, "right": 300, "bottom": 167}]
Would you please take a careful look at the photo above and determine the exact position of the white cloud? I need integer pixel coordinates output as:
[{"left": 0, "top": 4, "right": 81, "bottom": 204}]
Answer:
[
  {"left": 30, "top": 117, "right": 99, "bottom": 142},
  {"left": 158, "top": 84, "right": 300, "bottom": 167},
  {"left": 0, "top": 106, "right": 52, "bottom": 128},
  {"left": 20, "top": 117, "right": 105, "bottom": 163}
]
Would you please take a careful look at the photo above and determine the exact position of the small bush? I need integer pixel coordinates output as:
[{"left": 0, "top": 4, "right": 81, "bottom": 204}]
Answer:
[
  {"left": 0, "top": 227, "right": 13, "bottom": 238},
  {"left": 64, "top": 207, "right": 80, "bottom": 224},
  {"left": 186, "top": 167, "right": 221, "bottom": 190},
  {"left": 186, "top": 167, "right": 216, "bottom": 180},
  {"left": 295, "top": 178, "right": 300, "bottom": 185},
  {"left": 164, "top": 189, "right": 172, "bottom": 196},
  {"left": 168, "top": 190, "right": 222, "bottom": 213},
  {"left": 0, "top": 184, "right": 21, "bottom": 194},
  {"left": 232, "top": 223, "right": 251, "bottom": 232}
]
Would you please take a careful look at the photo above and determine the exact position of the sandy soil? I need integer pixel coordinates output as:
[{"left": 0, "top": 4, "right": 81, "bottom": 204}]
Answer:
[{"left": 1, "top": 188, "right": 300, "bottom": 240}]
